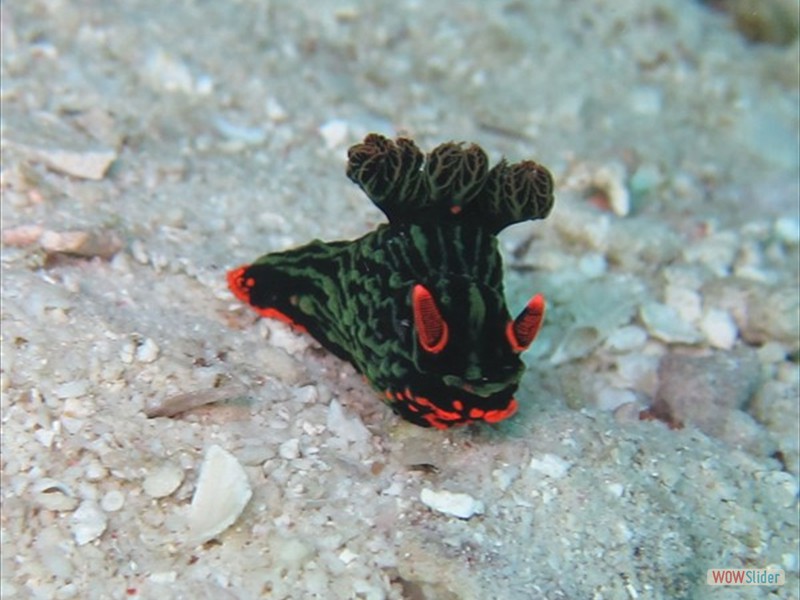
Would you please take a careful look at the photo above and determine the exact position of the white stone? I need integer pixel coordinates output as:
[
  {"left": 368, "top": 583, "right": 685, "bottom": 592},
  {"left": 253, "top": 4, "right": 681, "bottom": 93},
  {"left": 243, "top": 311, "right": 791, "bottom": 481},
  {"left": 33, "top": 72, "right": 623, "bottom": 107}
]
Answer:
[
  {"left": 143, "top": 463, "right": 184, "bottom": 498},
  {"left": 136, "top": 338, "right": 160, "bottom": 363},
  {"left": 148, "top": 571, "right": 177, "bottom": 584},
  {"left": 606, "top": 326, "right": 647, "bottom": 352},
  {"left": 265, "top": 97, "right": 289, "bottom": 122},
  {"left": 529, "top": 454, "right": 573, "bottom": 479},
  {"left": 640, "top": 302, "right": 702, "bottom": 344},
  {"left": 318, "top": 119, "right": 349, "bottom": 149},
  {"left": 34, "top": 428, "right": 55, "bottom": 448},
  {"left": 593, "top": 162, "right": 630, "bottom": 217},
  {"left": 36, "top": 149, "right": 117, "bottom": 180},
  {"left": 70, "top": 500, "right": 107, "bottom": 545},
  {"left": 665, "top": 285, "right": 702, "bottom": 324},
  {"left": 119, "top": 341, "right": 136, "bottom": 364},
  {"left": 84, "top": 461, "right": 107, "bottom": 481},
  {"left": 607, "top": 483, "right": 625, "bottom": 498},
  {"left": 629, "top": 163, "right": 663, "bottom": 194},
  {"left": 420, "top": 488, "right": 484, "bottom": 519},
  {"left": 782, "top": 553, "right": 797, "bottom": 572},
  {"left": 187, "top": 445, "right": 253, "bottom": 544},
  {"left": 100, "top": 490, "right": 125, "bottom": 512},
  {"left": 578, "top": 253, "right": 607, "bottom": 278},
  {"left": 629, "top": 86, "right": 662, "bottom": 115},
  {"left": 700, "top": 308, "right": 738, "bottom": 350},
  {"left": 279, "top": 438, "right": 301, "bottom": 460},
  {"left": 775, "top": 217, "right": 800, "bottom": 245},
  {"left": 326, "top": 399, "right": 370, "bottom": 443},
  {"left": 53, "top": 380, "right": 90, "bottom": 399},
  {"left": 143, "top": 49, "right": 195, "bottom": 93},
  {"left": 596, "top": 387, "right": 637, "bottom": 411},
  {"left": 550, "top": 325, "right": 601, "bottom": 365},
  {"left": 213, "top": 117, "right": 267, "bottom": 145},
  {"left": 683, "top": 231, "right": 738, "bottom": 276}
]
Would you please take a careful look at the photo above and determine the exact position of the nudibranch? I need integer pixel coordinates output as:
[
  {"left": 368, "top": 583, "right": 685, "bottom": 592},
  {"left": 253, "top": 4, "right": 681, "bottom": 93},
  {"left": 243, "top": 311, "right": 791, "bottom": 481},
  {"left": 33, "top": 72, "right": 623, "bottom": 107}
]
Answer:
[{"left": 228, "top": 134, "right": 554, "bottom": 428}]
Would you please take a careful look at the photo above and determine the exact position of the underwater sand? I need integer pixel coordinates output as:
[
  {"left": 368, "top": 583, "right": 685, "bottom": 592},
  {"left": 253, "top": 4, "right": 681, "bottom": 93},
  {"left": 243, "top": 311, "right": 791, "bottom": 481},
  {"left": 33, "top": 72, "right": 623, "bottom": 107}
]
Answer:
[{"left": 1, "top": 1, "right": 798, "bottom": 598}]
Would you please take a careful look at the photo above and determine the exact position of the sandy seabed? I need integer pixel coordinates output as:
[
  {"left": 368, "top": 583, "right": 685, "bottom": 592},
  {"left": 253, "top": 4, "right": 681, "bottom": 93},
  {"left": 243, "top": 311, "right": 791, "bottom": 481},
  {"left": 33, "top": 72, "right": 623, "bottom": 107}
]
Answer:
[{"left": 1, "top": 1, "right": 799, "bottom": 599}]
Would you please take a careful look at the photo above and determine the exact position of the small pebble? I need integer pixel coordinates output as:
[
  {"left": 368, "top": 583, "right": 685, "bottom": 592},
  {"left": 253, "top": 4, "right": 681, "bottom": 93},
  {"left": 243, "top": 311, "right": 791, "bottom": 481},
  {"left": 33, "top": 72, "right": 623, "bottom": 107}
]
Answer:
[
  {"left": 142, "top": 463, "right": 184, "bottom": 498},
  {"left": 665, "top": 285, "right": 702, "bottom": 324},
  {"left": 34, "top": 428, "right": 56, "bottom": 449},
  {"left": 70, "top": 500, "right": 107, "bottom": 545},
  {"left": 1, "top": 224, "right": 44, "bottom": 247},
  {"left": 279, "top": 438, "right": 301, "bottom": 460},
  {"left": 529, "top": 454, "right": 573, "bottom": 479},
  {"left": 578, "top": 253, "right": 607, "bottom": 278},
  {"left": 327, "top": 399, "right": 370, "bottom": 443},
  {"left": 318, "top": 119, "right": 349, "bottom": 149},
  {"left": 100, "top": 490, "right": 125, "bottom": 512},
  {"left": 143, "top": 48, "right": 195, "bottom": 93},
  {"left": 596, "top": 387, "right": 638, "bottom": 411},
  {"left": 36, "top": 149, "right": 117, "bottom": 180},
  {"left": 40, "top": 229, "right": 122, "bottom": 259},
  {"left": 775, "top": 217, "right": 800, "bottom": 245},
  {"left": 84, "top": 461, "right": 108, "bottom": 482},
  {"left": 640, "top": 302, "right": 703, "bottom": 344},
  {"left": 606, "top": 326, "right": 647, "bottom": 352},
  {"left": 629, "top": 85, "right": 662, "bottom": 115},
  {"left": 148, "top": 571, "right": 178, "bottom": 584},
  {"left": 136, "top": 338, "right": 160, "bottom": 363},
  {"left": 629, "top": 163, "right": 663, "bottom": 195},
  {"left": 264, "top": 97, "right": 289, "bottom": 123},
  {"left": 420, "top": 488, "right": 484, "bottom": 519},
  {"left": 550, "top": 325, "right": 601, "bottom": 365},
  {"left": 338, "top": 548, "right": 359, "bottom": 565},
  {"left": 53, "top": 380, "right": 90, "bottom": 399},
  {"left": 607, "top": 483, "right": 625, "bottom": 498},
  {"left": 213, "top": 117, "right": 267, "bottom": 145},
  {"left": 700, "top": 308, "right": 738, "bottom": 350},
  {"left": 592, "top": 162, "right": 630, "bottom": 217}
]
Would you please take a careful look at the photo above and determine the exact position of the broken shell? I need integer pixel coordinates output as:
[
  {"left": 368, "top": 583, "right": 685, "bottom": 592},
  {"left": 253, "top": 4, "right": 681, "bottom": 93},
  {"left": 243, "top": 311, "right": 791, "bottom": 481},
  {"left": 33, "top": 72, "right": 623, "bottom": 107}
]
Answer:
[
  {"left": 420, "top": 488, "right": 484, "bottom": 519},
  {"left": 187, "top": 445, "right": 252, "bottom": 544}
]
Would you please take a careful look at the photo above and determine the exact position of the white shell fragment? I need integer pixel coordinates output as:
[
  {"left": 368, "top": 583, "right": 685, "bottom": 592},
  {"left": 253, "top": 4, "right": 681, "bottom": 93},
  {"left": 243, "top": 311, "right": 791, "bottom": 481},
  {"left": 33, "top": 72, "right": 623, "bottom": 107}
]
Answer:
[
  {"left": 70, "top": 500, "right": 108, "bottom": 546},
  {"left": 187, "top": 445, "right": 253, "bottom": 544},
  {"left": 420, "top": 488, "right": 484, "bottom": 519}
]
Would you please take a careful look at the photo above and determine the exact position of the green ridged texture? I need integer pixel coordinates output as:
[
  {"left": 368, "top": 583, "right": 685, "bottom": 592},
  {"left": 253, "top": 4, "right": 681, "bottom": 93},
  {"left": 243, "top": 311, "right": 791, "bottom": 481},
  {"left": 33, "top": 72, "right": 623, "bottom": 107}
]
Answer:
[{"left": 247, "top": 222, "right": 505, "bottom": 388}]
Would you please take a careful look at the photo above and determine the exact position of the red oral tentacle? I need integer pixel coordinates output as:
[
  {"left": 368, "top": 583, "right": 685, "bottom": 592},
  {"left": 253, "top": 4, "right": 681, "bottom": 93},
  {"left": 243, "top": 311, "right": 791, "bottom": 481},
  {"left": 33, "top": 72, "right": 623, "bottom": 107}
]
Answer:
[
  {"left": 411, "top": 284, "right": 449, "bottom": 354},
  {"left": 507, "top": 294, "right": 545, "bottom": 352}
]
